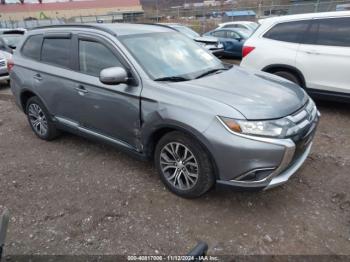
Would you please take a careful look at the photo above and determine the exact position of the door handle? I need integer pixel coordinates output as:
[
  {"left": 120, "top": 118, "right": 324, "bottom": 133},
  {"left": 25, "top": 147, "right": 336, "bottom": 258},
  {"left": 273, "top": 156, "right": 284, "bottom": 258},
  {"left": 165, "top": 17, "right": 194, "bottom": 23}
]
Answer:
[
  {"left": 305, "top": 50, "right": 320, "bottom": 55},
  {"left": 75, "top": 85, "right": 88, "bottom": 95},
  {"left": 33, "top": 73, "right": 42, "bottom": 81}
]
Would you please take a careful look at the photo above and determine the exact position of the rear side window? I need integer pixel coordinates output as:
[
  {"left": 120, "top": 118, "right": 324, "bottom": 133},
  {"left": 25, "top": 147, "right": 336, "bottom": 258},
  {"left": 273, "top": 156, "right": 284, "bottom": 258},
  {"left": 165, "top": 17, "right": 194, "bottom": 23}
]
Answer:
[
  {"left": 79, "top": 40, "right": 123, "bottom": 77},
  {"left": 226, "top": 31, "right": 240, "bottom": 39},
  {"left": 264, "top": 20, "right": 310, "bottom": 43},
  {"left": 316, "top": 18, "right": 350, "bottom": 47},
  {"left": 41, "top": 38, "right": 71, "bottom": 68},
  {"left": 212, "top": 31, "right": 226, "bottom": 38},
  {"left": 21, "top": 35, "right": 42, "bottom": 61}
]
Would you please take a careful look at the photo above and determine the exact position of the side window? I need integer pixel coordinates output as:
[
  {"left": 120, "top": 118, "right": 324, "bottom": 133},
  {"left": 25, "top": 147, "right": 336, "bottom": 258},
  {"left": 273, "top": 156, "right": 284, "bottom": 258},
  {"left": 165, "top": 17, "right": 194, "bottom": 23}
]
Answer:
[
  {"left": 212, "top": 31, "right": 226, "bottom": 38},
  {"left": 21, "top": 35, "right": 42, "bottom": 61},
  {"left": 226, "top": 31, "right": 240, "bottom": 39},
  {"left": 316, "top": 18, "right": 350, "bottom": 47},
  {"left": 41, "top": 38, "right": 71, "bottom": 68},
  {"left": 264, "top": 20, "right": 310, "bottom": 43},
  {"left": 79, "top": 40, "right": 123, "bottom": 77}
]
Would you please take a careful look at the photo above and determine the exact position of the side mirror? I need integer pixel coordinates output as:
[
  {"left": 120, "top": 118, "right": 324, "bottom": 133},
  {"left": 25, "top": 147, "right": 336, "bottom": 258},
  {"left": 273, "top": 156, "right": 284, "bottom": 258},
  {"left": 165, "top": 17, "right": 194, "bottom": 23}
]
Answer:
[{"left": 100, "top": 67, "right": 128, "bottom": 85}]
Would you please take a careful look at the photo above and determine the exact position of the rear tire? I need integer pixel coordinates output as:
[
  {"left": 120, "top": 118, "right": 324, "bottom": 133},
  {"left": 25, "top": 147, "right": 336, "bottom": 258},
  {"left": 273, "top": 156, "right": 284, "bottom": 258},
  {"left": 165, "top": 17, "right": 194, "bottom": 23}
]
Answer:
[
  {"left": 26, "top": 96, "right": 60, "bottom": 141},
  {"left": 273, "top": 71, "right": 302, "bottom": 87},
  {"left": 155, "top": 131, "right": 215, "bottom": 198}
]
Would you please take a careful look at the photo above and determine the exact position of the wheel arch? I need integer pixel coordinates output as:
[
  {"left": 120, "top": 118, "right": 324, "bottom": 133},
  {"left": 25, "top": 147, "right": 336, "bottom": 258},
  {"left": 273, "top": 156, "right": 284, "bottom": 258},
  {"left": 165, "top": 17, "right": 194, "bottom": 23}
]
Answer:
[
  {"left": 20, "top": 89, "right": 37, "bottom": 113},
  {"left": 143, "top": 123, "right": 220, "bottom": 179},
  {"left": 262, "top": 64, "right": 306, "bottom": 88}
]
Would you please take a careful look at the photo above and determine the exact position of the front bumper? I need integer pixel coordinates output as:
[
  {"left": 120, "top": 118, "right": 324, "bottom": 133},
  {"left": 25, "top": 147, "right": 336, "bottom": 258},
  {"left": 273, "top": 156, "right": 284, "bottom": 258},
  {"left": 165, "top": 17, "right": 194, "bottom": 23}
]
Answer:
[
  {"left": 217, "top": 141, "right": 313, "bottom": 190},
  {"left": 210, "top": 104, "right": 320, "bottom": 191}
]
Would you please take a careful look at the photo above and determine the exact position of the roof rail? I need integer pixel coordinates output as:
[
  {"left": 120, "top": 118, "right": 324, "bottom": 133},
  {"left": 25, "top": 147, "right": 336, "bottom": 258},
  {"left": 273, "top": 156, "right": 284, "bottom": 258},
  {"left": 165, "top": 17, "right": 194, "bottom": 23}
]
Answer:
[
  {"left": 136, "top": 23, "right": 178, "bottom": 32},
  {"left": 29, "top": 24, "right": 117, "bottom": 36}
]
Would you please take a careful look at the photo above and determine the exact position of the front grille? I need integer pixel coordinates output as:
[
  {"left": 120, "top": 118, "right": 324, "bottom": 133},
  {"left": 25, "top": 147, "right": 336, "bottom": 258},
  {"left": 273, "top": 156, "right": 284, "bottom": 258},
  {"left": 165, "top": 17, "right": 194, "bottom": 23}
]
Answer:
[
  {"left": 0, "top": 60, "right": 5, "bottom": 67},
  {"left": 286, "top": 99, "right": 318, "bottom": 138},
  {"left": 0, "top": 72, "right": 9, "bottom": 77},
  {"left": 288, "top": 99, "right": 319, "bottom": 164}
]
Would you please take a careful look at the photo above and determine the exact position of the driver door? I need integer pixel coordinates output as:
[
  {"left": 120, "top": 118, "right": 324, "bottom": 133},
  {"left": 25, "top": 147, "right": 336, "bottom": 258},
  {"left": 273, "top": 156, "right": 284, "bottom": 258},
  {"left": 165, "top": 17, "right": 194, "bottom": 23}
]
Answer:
[{"left": 69, "top": 34, "right": 142, "bottom": 149}]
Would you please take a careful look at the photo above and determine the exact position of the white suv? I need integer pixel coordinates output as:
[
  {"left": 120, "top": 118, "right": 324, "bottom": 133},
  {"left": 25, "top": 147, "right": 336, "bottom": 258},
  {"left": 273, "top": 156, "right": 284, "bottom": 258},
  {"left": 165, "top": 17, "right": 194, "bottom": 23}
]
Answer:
[{"left": 241, "top": 11, "right": 350, "bottom": 102}]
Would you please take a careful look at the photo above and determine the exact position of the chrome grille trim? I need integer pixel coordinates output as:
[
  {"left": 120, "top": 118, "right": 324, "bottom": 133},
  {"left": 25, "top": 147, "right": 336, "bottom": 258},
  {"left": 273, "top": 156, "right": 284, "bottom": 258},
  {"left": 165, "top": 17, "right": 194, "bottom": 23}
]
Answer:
[{"left": 287, "top": 99, "right": 317, "bottom": 132}]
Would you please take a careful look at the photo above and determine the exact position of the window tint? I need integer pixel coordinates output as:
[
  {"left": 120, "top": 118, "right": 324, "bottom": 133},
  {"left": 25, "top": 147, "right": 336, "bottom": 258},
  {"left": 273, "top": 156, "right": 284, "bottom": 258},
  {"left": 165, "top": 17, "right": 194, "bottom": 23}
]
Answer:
[
  {"left": 212, "top": 31, "right": 226, "bottom": 38},
  {"left": 79, "top": 40, "right": 123, "bottom": 77},
  {"left": 22, "top": 35, "right": 42, "bottom": 60},
  {"left": 41, "top": 38, "right": 71, "bottom": 68},
  {"left": 264, "top": 20, "right": 310, "bottom": 43},
  {"left": 316, "top": 18, "right": 350, "bottom": 47}
]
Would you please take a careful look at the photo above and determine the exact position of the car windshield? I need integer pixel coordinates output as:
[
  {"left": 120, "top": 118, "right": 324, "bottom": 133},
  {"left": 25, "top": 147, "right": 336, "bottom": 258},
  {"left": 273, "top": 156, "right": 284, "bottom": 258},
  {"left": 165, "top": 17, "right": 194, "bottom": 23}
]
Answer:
[
  {"left": 172, "top": 25, "right": 200, "bottom": 39},
  {"left": 119, "top": 32, "right": 224, "bottom": 81},
  {"left": 2, "top": 34, "right": 22, "bottom": 48}
]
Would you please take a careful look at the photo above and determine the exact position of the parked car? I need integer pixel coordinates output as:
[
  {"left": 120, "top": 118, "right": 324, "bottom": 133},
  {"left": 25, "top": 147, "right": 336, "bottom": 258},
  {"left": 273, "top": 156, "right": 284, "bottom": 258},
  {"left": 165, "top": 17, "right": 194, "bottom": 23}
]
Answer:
[
  {"left": 0, "top": 28, "right": 26, "bottom": 35},
  {"left": 0, "top": 33, "right": 24, "bottom": 55},
  {"left": 11, "top": 24, "right": 319, "bottom": 198},
  {"left": 204, "top": 28, "right": 252, "bottom": 58},
  {"left": 241, "top": 11, "right": 350, "bottom": 102},
  {"left": 217, "top": 21, "right": 259, "bottom": 32},
  {"left": 159, "top": 23, "right": 224, "bottom": 56},
  {"left": 0, "top": 52, "right": 9, "bottom": 84}
]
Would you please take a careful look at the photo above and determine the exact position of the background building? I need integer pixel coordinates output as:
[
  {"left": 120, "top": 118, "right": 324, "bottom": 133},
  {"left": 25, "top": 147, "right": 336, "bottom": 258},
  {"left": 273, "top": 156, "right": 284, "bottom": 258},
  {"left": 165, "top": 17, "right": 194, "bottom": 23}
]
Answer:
[{"left": 0, "top": 0, "right": 144, "bottom": 21}]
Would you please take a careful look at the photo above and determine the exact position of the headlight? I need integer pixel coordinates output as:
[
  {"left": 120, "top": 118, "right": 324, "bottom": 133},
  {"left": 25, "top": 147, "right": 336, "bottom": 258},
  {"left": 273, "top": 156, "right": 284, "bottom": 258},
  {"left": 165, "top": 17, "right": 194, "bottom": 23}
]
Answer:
[{"left": 219, "top": 116, "right": 296, "bottom": 138}]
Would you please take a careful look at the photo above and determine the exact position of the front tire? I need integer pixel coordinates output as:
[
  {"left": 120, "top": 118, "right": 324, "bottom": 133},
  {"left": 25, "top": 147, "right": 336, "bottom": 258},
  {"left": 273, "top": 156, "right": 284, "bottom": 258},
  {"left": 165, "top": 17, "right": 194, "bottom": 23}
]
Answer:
[
  {"left": 155, "top": 131, "right": 215, "bottom": 198},
  {"left": 273, "top": 71, "right": 302, "bottom": 87},
  {"left": 26, "top": 96, "right": 60, "bottom": 141}
]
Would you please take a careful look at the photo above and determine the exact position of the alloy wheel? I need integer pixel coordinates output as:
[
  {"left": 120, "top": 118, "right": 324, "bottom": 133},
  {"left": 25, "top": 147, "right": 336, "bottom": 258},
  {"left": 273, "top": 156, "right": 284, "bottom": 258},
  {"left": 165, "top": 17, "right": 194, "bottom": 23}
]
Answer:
[
  {"left": 28, "top": 103, "right": 48, "bottom": 137},
  {"left": 160, "top": 142, "right": 199, "bottom": 190}
]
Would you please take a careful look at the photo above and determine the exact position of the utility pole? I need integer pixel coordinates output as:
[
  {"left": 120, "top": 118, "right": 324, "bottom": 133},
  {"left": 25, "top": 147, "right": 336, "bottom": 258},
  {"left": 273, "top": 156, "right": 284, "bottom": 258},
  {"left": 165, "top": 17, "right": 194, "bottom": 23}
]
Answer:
[{"left": 315, "top": 0, "right": 321, "bottom": 12}]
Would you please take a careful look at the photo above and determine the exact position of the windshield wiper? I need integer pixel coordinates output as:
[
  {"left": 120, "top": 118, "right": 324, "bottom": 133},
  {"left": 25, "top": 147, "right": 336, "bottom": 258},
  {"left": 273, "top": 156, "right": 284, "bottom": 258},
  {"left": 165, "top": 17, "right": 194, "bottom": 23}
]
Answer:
[
  {"left": 195, "top": 68, "right": 227, "bottom": 79},
  {"left": 154, "top": 76, "right": 190, "bottom": 82}
]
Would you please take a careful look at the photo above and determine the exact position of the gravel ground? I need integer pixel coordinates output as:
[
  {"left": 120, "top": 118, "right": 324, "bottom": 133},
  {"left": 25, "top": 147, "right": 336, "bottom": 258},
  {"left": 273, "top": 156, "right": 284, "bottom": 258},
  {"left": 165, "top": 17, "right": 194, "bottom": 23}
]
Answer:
[{"left": 0, "top": 81, "right": 350, "bottom": 257}]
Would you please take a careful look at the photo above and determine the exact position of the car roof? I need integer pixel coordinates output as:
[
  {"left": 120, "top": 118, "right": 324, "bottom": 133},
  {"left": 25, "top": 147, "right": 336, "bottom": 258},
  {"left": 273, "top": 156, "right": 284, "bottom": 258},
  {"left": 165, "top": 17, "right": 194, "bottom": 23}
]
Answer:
[
  {"left": 259, "top": 10, "right": 350, "bottom": 25},
  {"left": 221, "top": 21, "right": 257, "bottom": 25},
  {"left": 29, "top": 23, "right": 174, "bottom": 36}
]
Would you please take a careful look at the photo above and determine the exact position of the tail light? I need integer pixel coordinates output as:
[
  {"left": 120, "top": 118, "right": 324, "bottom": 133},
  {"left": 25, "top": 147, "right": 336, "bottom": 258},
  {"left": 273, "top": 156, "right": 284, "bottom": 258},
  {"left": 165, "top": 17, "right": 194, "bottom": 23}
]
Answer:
[
  {"left": 7, "top": 58, "right": 14, "bottom": 72},
  {"left": 242, "top": 46, "right": 255, "bottom": 58}
]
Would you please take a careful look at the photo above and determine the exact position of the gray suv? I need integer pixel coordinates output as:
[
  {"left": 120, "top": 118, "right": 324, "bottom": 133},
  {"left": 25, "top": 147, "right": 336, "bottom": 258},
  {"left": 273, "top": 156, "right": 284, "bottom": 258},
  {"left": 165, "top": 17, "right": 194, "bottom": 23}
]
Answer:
[{"left": 11, "top": 24, "right": 320, "bottom": 198}]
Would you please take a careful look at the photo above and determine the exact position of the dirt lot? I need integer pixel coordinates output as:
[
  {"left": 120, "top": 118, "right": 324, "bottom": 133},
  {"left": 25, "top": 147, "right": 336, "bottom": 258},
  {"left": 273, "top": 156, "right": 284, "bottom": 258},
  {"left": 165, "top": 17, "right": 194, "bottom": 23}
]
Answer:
[{"left": 0, "top": 81, "right": 350, "bottom": 257}]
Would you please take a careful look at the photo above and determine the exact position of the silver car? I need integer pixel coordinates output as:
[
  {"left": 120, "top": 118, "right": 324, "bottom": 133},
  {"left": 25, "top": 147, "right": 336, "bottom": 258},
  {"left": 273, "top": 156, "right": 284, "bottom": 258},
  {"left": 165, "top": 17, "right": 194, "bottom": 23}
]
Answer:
[
  {"left": 0, "top": 52, "right": 9, "bottom": 83},
  {"left": 11, "top": 24, "right": 320, "bottom": 198}
]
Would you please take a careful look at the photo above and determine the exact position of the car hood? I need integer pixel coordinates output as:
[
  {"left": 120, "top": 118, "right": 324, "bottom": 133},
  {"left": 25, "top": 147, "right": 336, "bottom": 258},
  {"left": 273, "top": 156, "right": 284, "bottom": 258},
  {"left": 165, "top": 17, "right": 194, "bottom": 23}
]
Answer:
[
  {"left": 168, "top": 66, "right": 308, "bottom": 120},
  {"left": 194, "top": 36, "right": 218, "bottom": 44}
]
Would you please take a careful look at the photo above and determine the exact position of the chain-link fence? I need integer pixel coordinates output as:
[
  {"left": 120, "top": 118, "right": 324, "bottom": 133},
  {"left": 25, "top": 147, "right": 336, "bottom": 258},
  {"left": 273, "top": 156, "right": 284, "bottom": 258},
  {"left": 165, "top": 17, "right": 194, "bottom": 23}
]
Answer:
[{"left": 1, "top": 0, "right": 350, "bottom": 33}]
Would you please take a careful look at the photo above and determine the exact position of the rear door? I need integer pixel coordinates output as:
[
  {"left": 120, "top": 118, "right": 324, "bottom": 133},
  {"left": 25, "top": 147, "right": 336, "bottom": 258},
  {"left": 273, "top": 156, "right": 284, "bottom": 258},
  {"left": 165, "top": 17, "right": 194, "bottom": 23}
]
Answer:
[
  {"left": 223, "top": 30, "right": 245, "bottom": 56},
  {"left": 296, "top": 17, "right": 350, "bottom": 93},
  {"left": 34, "top": 33, "right": 83, "bottom": 124}
]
